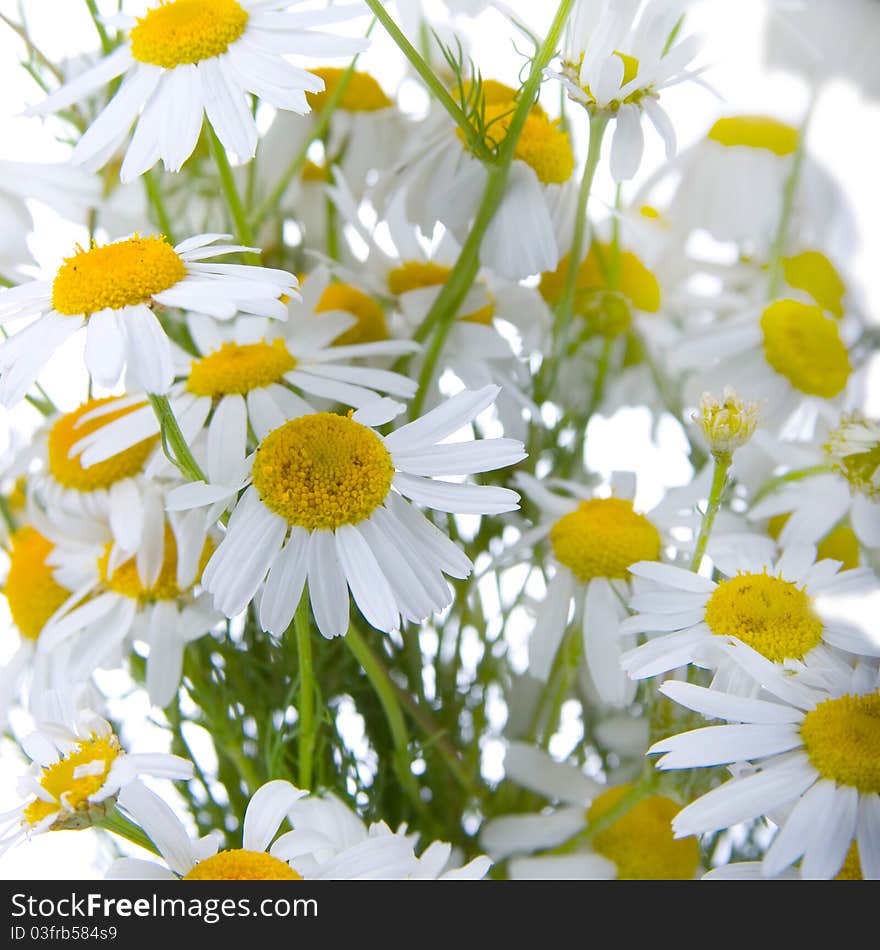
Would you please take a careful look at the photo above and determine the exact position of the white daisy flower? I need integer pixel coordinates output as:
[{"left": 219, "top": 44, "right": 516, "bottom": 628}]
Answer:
[
  {"left": 637, "top": 115, "right": 855, "bottom": 255},
  {"left": 546, "top": 0, "right": 704, "bottom": 181},
  {"left": 748, "top": 415, "right": 880, "bottom": 558},
  {"left": 0, "top": 232, "right": 297, "bottom": 404},
  {"left": 703, "top": 842, "right": 867, "bottom": 880},
  {"left": 506, "top": 470, "right": 676, "bottom": 707},
  {"left": 277, "top": 792, "right": 491, "bottom": 880},
  {"left": 0, "top": 698, "right": 192, "bottom": 853},
  {"left": 620, "top": 544, "right": 879, "bottom": 687},
  {"left": 480, "top": 743, "right": 700, "bottom": 880},
  {"left": 38, "top": 511, "right": 221, "bottom": 708},
  {"left": 26, "top": 0, "right": 369, "bottom": 181},
  {"left": 0, "top": 526, "right": 79, "bottom": 728},
  {"left": 108, "top": 779, "right": 489, "bottom": 879},
  {"left": 650, "top": 661, "right": 880, "bottom": 879},
  {"left": 374, "top": 82, "right": 577, "bottom": 280},
  {"left": 168, "top": 385, "right": 525, "bottom": 639},
  {"left": 65, "top": 295, "right": 421, "bottom": 491},
  {"left": 672, "top": 296, "right": 862, "bottom": 434}
]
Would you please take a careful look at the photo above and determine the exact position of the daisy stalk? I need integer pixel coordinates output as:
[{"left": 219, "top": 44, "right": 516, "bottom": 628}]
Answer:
[
  {"left": 406, "top": 0, "right": 578, "bottom": 418},
  {"left": 97, "top": 809, "right": 160, "bottom": 856},
  {"left": 207, "top": 127, "right": 260, "bottom": 265},
  {"left": 292, "top": 593, "right": 316, "bottom": 790},
  {"left": 147, "top": 393, "right": 206, "bottom": 483},
  {"left": 688, "top": 449, "right": 731, "bottom": 572}
]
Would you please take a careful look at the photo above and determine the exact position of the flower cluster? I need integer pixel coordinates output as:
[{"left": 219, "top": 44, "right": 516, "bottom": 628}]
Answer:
[{"left": 0, "top": 0, "right": 877, "bottom": 883}]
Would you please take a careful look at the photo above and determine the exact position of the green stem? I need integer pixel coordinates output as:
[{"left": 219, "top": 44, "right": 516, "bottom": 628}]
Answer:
[
  {"left": 207, "top": 126, "right": 259, "bottom": 263},
  {"left": 0, "top": 494, "right": 17, "bottom": 535},
  {"left": 362, "top": 0, "right": 492, "bottom": 160},
  {"left": 143, "top": 169, "right": 174, "bottom": 245},
  {"left": 83, "top": 0, "right": 113, "bottom": 55},
  {"left": 98, "top": 809, "right": 160, "bottom": 856},
  {"left": 0, "top": 12, "right": 65, "bottom": 84},
  {"left": 407, "top": 0, "right": 577, "bottom": 418},
  {"left": 344, "top": 624, "right": 424, "bottom": 812},
  {"left": 292, "top": 595, "right": 316, "bottom": 790},
  {"left": 147, "top": 394, "right": 207, "bottom": 483},
  {"left": 750, "top": 463, "right": 832, "bottom": 506},
  {"left": 249, "top": 18, "right": 376, "bottom": 232},
  {"left": 689, "top": 451, "right": 732, "bottom": 572},
  {"left": 766, "top": 100, "right": 815, "bottom": 299}
]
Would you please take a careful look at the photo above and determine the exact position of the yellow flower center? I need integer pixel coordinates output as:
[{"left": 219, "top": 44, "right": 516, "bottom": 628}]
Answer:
[
  {"left": 387, "top": 261, "right": 494, "bottom": 324},
  {"left": 800, "top": 692, "right": 880, "bottom": 793},
  {"left": 23, "top": 734, "right": 120, "bottom": 829},
  {"left": 707, "top": 116, "right": 799, "bottom": 156},
  {"left": 301, "top": 160, "right": 330, "bottom": 182},
  {"left": 831, "top": 445, "right": 880, "bottom": 501},
  {"left": 587, "top": 786, "right": 699, "bottom": 880},
  {"left": 704, "top": 572, "right": 823, "bottom": 662},
  {"left": 98, "top": 526, "right": 212, "bottom": 603},
  {"left": 6, "top": 476, "right": 27, "bottom": 514},
  {"left": 48, "top": 397, "right": 157, "bottom": 492},
  {"left": 549, "top": 498, "right": 661, "bottom": 582},
  {"left": 251, "top": 413, "right": 394, "bottom": 531},
  {"left": 540, "top": 245, "right": 661, "bottom": 315},
  {"left": 315, "top": 282, "right": 389, "bottom": 346},
  {"left": 782, "top": 251, "right": 846, "bottom": 318},
  {"left": 835, "top": 844, "right": 863, "bottom": 880},
  {"left": 186, "top": 340, "right": 297, "bottom": 398},
  {"left": 760, "top": 300, "right": 851, "bottom": 398},
  {"left": 573, "top": 52, "right": 644, "bottom": 108},
  {"left": 467, "top": 100, "right": 574, "bottom": 185},
  {"left": 51, "top": 235, "right": 186, "bottom": 317},
  {"left": 184, "top": 849, "right": 302, "bottom": 880},
  {"left": 3, "top": 527, "right": 71, "bottom": 641},
  {"left": 767, "top": 514, "right": 860, "bottom": 571},
  {"left": 307, "top": 67, "right": 393, "bottom": 112},
  {"left": 130, "top": 0, "right": 249, "bottom": 68}
]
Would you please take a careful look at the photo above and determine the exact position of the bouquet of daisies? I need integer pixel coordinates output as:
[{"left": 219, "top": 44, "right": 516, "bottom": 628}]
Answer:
[{"left": 0, "top": 0, "right": 877, "bottom": 883}]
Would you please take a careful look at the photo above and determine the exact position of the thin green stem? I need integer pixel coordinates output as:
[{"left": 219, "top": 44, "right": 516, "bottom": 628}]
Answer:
[
  {"left": 362, "top": 0, "right": 492, "bottom": 160},
  {"left": 98, "top": 809, "right": 160, "bottom": 856},
  {"left": 207, "top": 127, "right": 259, "bottom": 263},
  {"left": 766, "top": 100, "right": 816, "bottom": 299},
  {"left": 344, "top": 624, "right": 424, "bottom": 812},
  {"left": 143, "top": 169, "right": 174, "bottom": 245},
  {"left": 249, "top": 18, "right": 376, "bottom": 231},
  {"left": 407, "top": 0, "right": 577, "bottom": 418},
  {"left": 293, "top": 595, "right": 316, "bottom": 790},
  {"left": 83, "top": 0, "right": 113, "bottom": 55},
  {"left": 689, "top": 451, "right": 732, "bottom": 572},
  {"left": 147, "top": 394, "right": 207, "bottom": 483}
]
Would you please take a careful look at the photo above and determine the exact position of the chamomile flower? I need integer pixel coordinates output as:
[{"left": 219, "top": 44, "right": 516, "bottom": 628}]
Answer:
[
  {"left": 703, "top": 843, "right": 867, "bottom": 880},
  {"left": 65, "top": 299, "right": 421, "bottom": 490},
  {"left": 375, "top": 84, "right": 577, "bottom": 279},
  {"left": 650, "top": 662, "right": 880, "bottom": 879},
  {"left": 27, "top": 0, "right": 368, "bottom": 181},
  {"left": 39, "top": 512, "right": 221, "bottom": 708},
  {"left": 507, "top": 471, "right": 674, "bottom": 707},
  {"left": 673, "top": 296, "right": 861, "bottom": 434},
  {"left": 0, "top": 702, "right": 192, "bottom": 853},
  {"left": 480, "top": 744, "right": 699, "bottom": 880},
  {"left": 748, "top": 415, "right": 880, "bottom": 556},
  {"left": 0, "top": 527, "right": 78, "bottom": 727},
  {"left": 620, "top": 544, "right": 879, "bottom": 687},
  {"left": 168, "top": 385, "right": 525, "bottom": 639},
  {"left": 546, "top": 0, "right": 703, "bottom": 181},
  {"left": 0, "top": 233, "right": 297, "bottom": 404}
]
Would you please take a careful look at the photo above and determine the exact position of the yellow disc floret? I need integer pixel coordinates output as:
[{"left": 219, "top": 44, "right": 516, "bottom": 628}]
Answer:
[
  {"left": 466, "top": 100, "right": 575, "bottom": 185},
  {"left": 3, "top": 527, "right": 71, "bottom": 641},
  {"left": 549, "top": 498, "right": 661, "bottom": 582},
  {"left": 48, "top": 397, "right": 157, "bottom": 492},
  {"left": 315, "top": 282, "right": 389, "bottom": 346},
  {"left": 307, "top": 67, "right": 393, "bottom": 112},
  {"left": 130, "top": 0, "right": 249, "bottom": 68},
  {"left": 708, "top": 116, "right": 799, "bottom": 156},
  {"left": 387, "top": 261, "right": 494, "bottom": 324},
  {"left": 800, "top": 692, "right": 880, "bottom": 793},
  {"left": 587, "top": 786, "right": 699, "bottom": 880},
  {"left": 782, "top": 251, "right": 846, "bottom": 318},
  {"left": 816, "top": 522, "right": 860, "bottom": 571},
  {"left": 99, "top": 526, "right": 211, "bottom": 603},
  {"left": 704, "top": 572, "right": 823, "bottom": 662},
  {"left": 186, "top": 340, "right": 297, "bottom": 398},
  {"left": 761, "top": 299, "right": 851, "bottom": 398},
  {"left": 184, "top": 849, "right": 302, "bottom": 880},
  {"left": 252, "top": 413, "right": 394, "bottom": 531},
  {"left": 23, "top": 734, "right": 120, "bottom": 829},
  {"left": 51, "top": 235, "right": 186, "bottom": 316},
  {"left": 835, "top": 844, "right": 863, "bottom": 880}
]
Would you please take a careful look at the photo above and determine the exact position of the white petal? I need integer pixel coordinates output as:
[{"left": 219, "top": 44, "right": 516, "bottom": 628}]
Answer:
[
  {"left": 307, "top": 530, "right": 349, "bottom": 639},
  {"left": 334, "top": 524, "right": 399, "bottom": 633},
  {"left": 259, "top": 528, "right": 309, "bottom": 635},
  {"left": 242, "top": 780, "right": 307, "bottom": 854}
]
